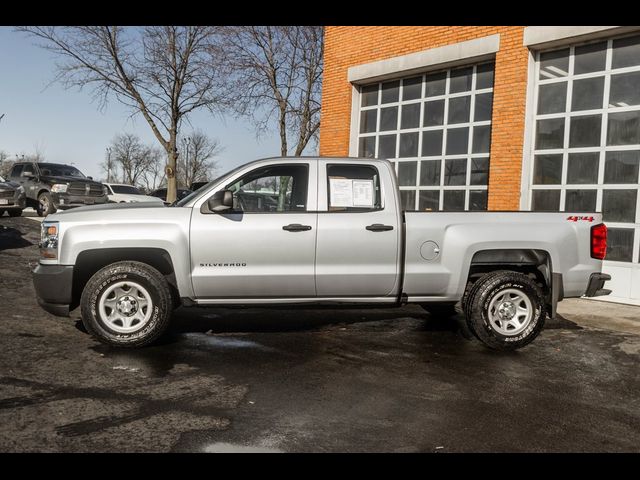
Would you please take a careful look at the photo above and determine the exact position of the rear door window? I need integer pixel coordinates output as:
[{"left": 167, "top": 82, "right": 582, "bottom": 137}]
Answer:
[{"left": 326, "top": 164, "right": 382, "bottom": 212}]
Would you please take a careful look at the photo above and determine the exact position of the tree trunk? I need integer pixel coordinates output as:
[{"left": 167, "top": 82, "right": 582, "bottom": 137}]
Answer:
[{"left": 166, "top": 140, "right": 178, "bottom": 203}]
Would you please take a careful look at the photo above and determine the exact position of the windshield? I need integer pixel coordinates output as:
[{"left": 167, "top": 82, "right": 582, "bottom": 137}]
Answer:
[
  {"left": 110, "top": 185, "right": 142, "bottom": 195},
  {"left": 38, "top": 163, "right": 85, "bottom": 178},
  {"left": 173, "top": 163, "right": 248, "bottom": 207}
]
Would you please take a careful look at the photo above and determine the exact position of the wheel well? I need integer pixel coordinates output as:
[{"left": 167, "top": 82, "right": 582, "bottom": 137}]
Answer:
[
  {"left": 466, "top": 249, "right": 552, "bottom": 297},
  {"left": 71, "top": 248, "right": 178, "bottom": 310}
]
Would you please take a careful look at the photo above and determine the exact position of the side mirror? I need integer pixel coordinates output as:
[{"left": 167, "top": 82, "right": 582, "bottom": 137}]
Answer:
[{"left": 206, "top": 189, "right": 234, "bottom": 212}]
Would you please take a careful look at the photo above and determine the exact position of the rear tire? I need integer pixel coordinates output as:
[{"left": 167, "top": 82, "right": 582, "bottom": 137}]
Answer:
[
  {"left": 80, "top": 261, "right": 173, "bottom": 348},
  {"left": 466, "top": 271, "right": 546, "bottom": 351}
]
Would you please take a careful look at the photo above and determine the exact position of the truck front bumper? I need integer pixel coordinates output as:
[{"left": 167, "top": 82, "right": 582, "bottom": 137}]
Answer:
[
  {"left": 584, "top": 273, "right": 612, "bottom": 297},
  {"left": 32, "top": 264, "right": 74, "bottom": 317},
  {"left": 51, "top": 192, "right": 108, "bottom": 210}
]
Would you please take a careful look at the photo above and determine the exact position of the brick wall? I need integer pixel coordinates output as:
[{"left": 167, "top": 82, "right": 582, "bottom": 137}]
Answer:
[{"left": 319, "top": 26, "right": 529, "bottom": 210}]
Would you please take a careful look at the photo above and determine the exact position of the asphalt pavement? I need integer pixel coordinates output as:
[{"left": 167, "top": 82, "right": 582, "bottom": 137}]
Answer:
[{"left": 1, "top": 213, "right": 639, "bottom": 452}]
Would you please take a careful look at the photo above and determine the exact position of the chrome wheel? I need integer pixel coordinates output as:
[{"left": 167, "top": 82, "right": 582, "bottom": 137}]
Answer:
[
  {"left": 487, "top": 288, "right": 533, "bottom": 336},
  {"left": 38, "top": 196, "right": 49, "bottom": 215},
  {"left": 98, "top": 281, "right": 152, "bottom": 334}
]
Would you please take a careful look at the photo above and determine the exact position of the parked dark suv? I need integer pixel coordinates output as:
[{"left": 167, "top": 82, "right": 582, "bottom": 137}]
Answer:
[{"left": 8, "top": 162, "right": 108, "bottom": 216}]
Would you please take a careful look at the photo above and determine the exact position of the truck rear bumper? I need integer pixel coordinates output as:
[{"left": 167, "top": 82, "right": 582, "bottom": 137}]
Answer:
[
  {"left": 32, "top": 264, "right": 74, "bottom": 317},
  {"left": 584, "top": 273, "right": 612, "bottom": 297}
]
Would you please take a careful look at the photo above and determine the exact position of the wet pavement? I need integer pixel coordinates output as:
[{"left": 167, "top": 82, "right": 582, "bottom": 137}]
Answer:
[{"left": 1, "top": 214, "right": 639, "bottom": 452}]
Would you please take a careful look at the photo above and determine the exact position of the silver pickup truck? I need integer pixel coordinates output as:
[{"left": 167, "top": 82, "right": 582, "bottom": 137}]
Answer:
[{"left": 33, "top": 157, "right": 611, "bottom": 350}]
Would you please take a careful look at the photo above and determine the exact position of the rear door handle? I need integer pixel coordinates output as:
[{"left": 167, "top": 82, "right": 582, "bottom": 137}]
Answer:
[
  {"left": 283, "top": 224, "right": 312, "bottom": 232},
  {"left": 366, "top": 224, "right": 394, "bottom": 232}
]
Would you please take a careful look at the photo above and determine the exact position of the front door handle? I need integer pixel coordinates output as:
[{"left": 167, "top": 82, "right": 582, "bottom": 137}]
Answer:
[
  {"left": 366, "top": 224, "right": 394, "bottom": 232},
  {"left": 283, "top": 224, "right": 312, "bottom": 232}
]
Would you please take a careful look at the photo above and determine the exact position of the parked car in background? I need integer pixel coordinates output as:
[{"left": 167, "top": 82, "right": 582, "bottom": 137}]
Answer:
[
  {"left": 8, "top": 162, "right": 108, "bottom": 216},
  {"left": 189, "top": 181, "right": 208, "bottom": 192},
  {"left": 0, "top": 175, "right": 26, "bottom": 217},
  {"left": 149, "top": 187, "right": 192, "bottom": 203},
  {"left": 103, "top": 183, "right": 164, "bottom": 204}
]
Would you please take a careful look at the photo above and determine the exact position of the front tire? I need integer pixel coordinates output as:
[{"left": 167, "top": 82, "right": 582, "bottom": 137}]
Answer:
[
  {"left": 37, "top": 192, "right": 55, "bottom": 217},
  {"left": 80, "top": 261, "right": 173, "bottom": 348},
  {"left": 466, "top": 271, "right": 546, "bottom": 351}
]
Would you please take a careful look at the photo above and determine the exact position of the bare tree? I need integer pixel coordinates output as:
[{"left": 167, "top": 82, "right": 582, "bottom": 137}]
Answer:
[
  {"left": 177, "top": 130, "right": 222, "bottom": 188},
  {"left": 102, "top": 133, "right": 157, "bottom": 186},
  {"left": 139, "top": 147, "right": 166, "bottom": 193},
  {"left": 217, "top": 26, "right": 323, "bottom": 157},
  {"left": 0, "top": 150, "right": 13, "bottom": 178},
  {"left": 18, "top": 26, "right": 223, "bottom": 202}
]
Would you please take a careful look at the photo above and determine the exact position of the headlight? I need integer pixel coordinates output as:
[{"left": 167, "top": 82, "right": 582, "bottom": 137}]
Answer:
[
  {"left": 40, "top": 221, "right": 59, "bottom": 260},
  {"left": 51, "top": 184, "right": 68, "bottom": 193},
  {"left": 16, "top": 185, "right": 25, "bottom": 194}
]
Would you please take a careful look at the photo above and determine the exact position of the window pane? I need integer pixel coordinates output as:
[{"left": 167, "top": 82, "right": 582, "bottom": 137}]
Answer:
[
  {"left": 421, "top": 130, "right": 443, "bottom": 157},
  {"left": 533, "top": 154, "right": 563, "bottom": 184},
  {"left": 361, "top": 85, "right": 378, "bottom": 106},
  {"left": 378, "top": 134, "right": 397, "bottom": 159},
  {"left": 425, "top": 71, "right": 446, "bottom": 97},
  {"left": 360, "top": 109, "right": 377, "bottom": 133},
  {"left": 381, "top": 80, "right": 400, "bottom": 104},
  {"left": 444, "top": 159, "right": 467, "bottom": 186},
  {"left": 403, "top": 77, "right": 422, "bottom": 101},
  {"left": 470, "top": 158, "right": 489, "bottom": 185},
  {"left": 538, "top": 82, "right": 567, "bottom": 114},
  {"left": 423, "top": 99, "right": 445, "bottom": 126},
  {"left": 450, "top": 67, "right": 473, "bottom": 93},
  {"left": 419, "top": 190, "right": 440, "bottom": 211},
  {"left": 607, "top": 111, "right": 640, "bottom": 145},
  {"left": 401, "top": 103, "right": 421, "bottom": 129},
  {"left": 610, "top": 71, "right": 640, "bottom": 107},
  {"left": 327, "top": 164, "right": 382, "bottom": 211},
  {"left": 469, "top": 190, "right": 488, "bottom": 211},
  {"left": 400, "top": 190, "right": 416, "bottom": 210},
  {"left": 420, "top": 160, "right": 441, "bottom": 186},
  {"left": 574, "top": 42, "right": 607, "bottom": 74},
  {"left": 567, "top": 152, "right": 599, "bottom": 184},
  {"left": 604, "top": 150, "right": 640, "bottom": 184},
  {"left": 602, "top": 189, "right": 637, "bottom": 223},
  {"left": 380, "top": 106, "right": 398, "bottom": 131},
  {"left": 358, "top": 136, "right": 375, "bottom": 158},
  {"left": 539, "top": 48, "right": 569, "bottom": 79},
  {"left": 446, "top": 128, "right": 469, "bottom": 155},
  {"left": 569, "top": 115, "right": 601, "bottom": 148},
  {"left": 565, "top": 189, "right": 597, "bottom": 212},
  {"left": 399, "top": 132, "right": 419, "bottom": 157},
  {"left": 398, "top": 161, "right": 417, "bottom": 186},
  {"left": 443, "top": 190, "right": 465, "bottom": 211},
  {"left": 472, "top": 125, "right": 491, "bottom": 154},
  {"left": 536, "top": 118, "right": 565, "bottom": 149},
  {"left": 476, "top": 63, "right": 495, "bottom": 89},
  {"left": 474, "top": 92, "right": 493, "bottom": 121},
  {"left": 448, "top": 95, "right": 471, "bottom": 124},
  {"left": 571, "top": 77, "right": 604, "bottom": 111},
  {"left": 531, "top": 190, "right": 560, "bottom": 211},
  {"left": 612, "top": 35, "right": 640, "bottom": 69},
  {"left": 606, "top": 228, "right": 635, "bottom": 262}
]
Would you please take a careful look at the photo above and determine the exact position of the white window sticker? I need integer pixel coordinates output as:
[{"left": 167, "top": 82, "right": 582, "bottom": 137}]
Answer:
[
  {"left": 352, "top": 179, "right": 374, "bottom": 207},
  {"left": 329, "top": 178, "right": 354, "bottom": 207}
]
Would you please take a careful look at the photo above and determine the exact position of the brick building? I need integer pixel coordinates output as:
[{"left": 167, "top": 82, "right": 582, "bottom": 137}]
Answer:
[{"left": 319, "top": 26, "right": 640, "bottom": 304}]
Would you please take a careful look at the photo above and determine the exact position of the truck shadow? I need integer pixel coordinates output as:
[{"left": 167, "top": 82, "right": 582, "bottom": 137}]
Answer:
[{"left": 0, "top": 224, "right": 34, "bottom": 251}]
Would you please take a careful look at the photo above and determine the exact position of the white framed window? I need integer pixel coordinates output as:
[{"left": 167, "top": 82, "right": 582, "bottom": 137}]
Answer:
[
  {"left": 355, "top": 62, "right": 495, "bottom": 212},
  {"left": 529, "top": 34, "right": 640, "bottom": 266}
]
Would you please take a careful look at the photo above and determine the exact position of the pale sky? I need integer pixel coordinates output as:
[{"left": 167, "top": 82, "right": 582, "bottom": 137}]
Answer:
[{"left": 0, "top": 27, "right": 285, "bottom": 180}]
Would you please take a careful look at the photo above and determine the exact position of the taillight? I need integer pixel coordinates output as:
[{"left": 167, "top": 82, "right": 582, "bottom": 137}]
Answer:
[{"left": 591, "top": 223, "right": 607, "bottom": 260}]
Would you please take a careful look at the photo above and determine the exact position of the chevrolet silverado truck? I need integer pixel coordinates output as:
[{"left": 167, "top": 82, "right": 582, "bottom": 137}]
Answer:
[
  {"left": 8, "top": 161, "right": 108, "bottom": 216},
  {"left": 32, "top": 157, "right": 611, "bottom": 350}
]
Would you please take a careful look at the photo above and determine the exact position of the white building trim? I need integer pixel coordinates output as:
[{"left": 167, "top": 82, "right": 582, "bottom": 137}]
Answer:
[
  {"left": 523, "top": 26, "right": 635, "bottom": 49},
  {"left": 347, "top": 34, "right": 501, "bottom": 84}
]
